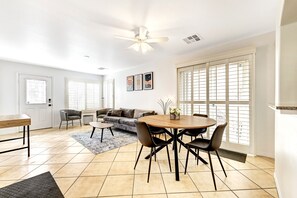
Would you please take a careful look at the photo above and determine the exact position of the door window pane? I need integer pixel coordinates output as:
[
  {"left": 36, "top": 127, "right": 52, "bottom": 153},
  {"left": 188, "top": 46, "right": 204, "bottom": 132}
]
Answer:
[{"left": 26, "top": 79, "right": 46, "bottom": 104}]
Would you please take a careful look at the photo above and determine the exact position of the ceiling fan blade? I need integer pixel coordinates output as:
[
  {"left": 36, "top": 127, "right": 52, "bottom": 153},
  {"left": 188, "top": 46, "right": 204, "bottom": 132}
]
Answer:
[
  {"left": 146, "top": 37, "right": 169, "bottom": 43},
  {"left": 114, "top": 35, "right": 138, "bottom": 42}
]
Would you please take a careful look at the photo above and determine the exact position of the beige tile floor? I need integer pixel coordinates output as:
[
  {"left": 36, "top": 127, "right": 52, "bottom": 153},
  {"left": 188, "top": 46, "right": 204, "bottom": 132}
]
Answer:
[{"left": 0, "top": 125, "right": 279, "bottom": 198}]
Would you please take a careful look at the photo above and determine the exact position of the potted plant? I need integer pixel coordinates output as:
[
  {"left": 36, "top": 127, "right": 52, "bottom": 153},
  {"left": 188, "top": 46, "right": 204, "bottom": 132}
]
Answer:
[{"left": 169, "top": 107, "right": 181, "bottom": 120}]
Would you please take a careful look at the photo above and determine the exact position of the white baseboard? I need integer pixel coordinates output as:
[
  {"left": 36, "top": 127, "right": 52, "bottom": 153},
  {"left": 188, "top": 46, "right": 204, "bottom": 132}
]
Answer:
[{"left": 274, "top": 172, "right": 282, "bottom": 198}]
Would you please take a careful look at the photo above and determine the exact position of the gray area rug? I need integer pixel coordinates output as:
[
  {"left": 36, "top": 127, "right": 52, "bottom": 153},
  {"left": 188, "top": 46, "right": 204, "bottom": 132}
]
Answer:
[
  {"left": 0, "top": 172, "right": 64, "bottom": 198},
  {"left": 71, "top": 129, "right": 138, "bottom": 155}
]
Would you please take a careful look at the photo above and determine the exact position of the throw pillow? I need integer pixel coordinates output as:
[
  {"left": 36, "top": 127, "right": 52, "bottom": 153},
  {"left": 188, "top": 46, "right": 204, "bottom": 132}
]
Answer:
[
  {"left": 120, "top": 108, "right": 135, "bottom": 118},
  {"left": 110, "top": 109, "right": 122, "bottom": 117}
]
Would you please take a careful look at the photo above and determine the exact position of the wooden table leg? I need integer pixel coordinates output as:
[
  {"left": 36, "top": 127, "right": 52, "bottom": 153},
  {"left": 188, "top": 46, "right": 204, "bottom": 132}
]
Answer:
[
  {"left": 90, "top": 127, "right": 95, "bottom": 138},
  {"left": 27, "top": 125, "right": 30, "bottom": 157}
]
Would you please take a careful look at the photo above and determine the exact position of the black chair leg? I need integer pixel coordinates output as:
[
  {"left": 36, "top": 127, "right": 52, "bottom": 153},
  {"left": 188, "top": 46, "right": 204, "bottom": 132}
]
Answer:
[
  {"left": 194, "top": 136, "right": 197, "bottom": 159},
  {"left": 196, "top": 149, "right": 200, "bottom": 165},
  {"left": 184, "top": 146, "right": 190, "bottom": 174},
  {"left": 154, "top": 147, "right": 157, "bottom": 162},
  {"left": 166, "top": 145, "right": 172, "bottom": 172},
  {"left": 208, "top": 151, "right": 217, "bottom": 190},
  {"left": 216, "top": 150, "right": 227, "bottom": 177},
  {"left": 179, "top": 134, "right": 183, "bottom": 152},
  {"left": 66, "top": 121, "right": 68, "bottom": 130},
  {"left": 134, "top": 145, "right": 143, "bottom": 169},
  {"left": 59, "top": 121, "right": 62, "bottom": 129},
  {"left": 147, "top": 147, "right": 153, "bottom": 183},
  {"left": 79, "top": 119, "right": 82, "bottom": 126}
]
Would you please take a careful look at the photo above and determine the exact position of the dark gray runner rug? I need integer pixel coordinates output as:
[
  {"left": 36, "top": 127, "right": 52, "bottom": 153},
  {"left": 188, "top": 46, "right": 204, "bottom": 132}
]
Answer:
[
  {"left": 0, "top": 172, "right": 64, "bottom": 198},
  {"left": 71, "top": 129, "right": 138, "bottom": 155},
  {"left": 217, "top": 148, "right": 247, "bottom": 163},
  {"left": 201, "top": 148, "right": 247, "bottom": 163}
]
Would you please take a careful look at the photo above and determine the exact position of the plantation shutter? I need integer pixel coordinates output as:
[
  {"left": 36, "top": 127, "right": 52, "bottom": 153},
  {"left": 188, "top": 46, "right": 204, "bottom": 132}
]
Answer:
[
  {"left": 68, "top": 81, "right": 85, "bottom": 110},
  {"left": 178, "top": 68, "right": 192, "bottom": 115},
  {"left": 177, "top": 53, "right": 253, "bottom": 151},
  {"left": 86, "top": 83, "right": 100, "bottom": 109},
  {"left": 67, "top": 80, "right": 101, "bottom": 110},
  {"left": 228, "top": 55, "right": 251, "bottom": 145}
]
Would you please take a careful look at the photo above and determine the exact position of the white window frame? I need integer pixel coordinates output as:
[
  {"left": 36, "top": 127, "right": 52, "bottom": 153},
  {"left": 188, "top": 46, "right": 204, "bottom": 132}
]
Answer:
[{"left": 177, "top": 49, "right": 255, "bottom": 154}]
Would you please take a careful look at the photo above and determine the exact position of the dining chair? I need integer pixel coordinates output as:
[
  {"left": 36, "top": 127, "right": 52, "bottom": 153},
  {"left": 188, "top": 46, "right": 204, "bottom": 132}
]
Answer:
[
  {"left": 149, "top": 126, "right": 168, "bottom": 141},
  {"left": 134, "top": 121, "right": 172, "bottom": 182},
  {"left": 179, "top": 113, "right": 208, "bottom": 152},
  {"left": 184, "top": 122, "right": 228, "bottom": 190}
]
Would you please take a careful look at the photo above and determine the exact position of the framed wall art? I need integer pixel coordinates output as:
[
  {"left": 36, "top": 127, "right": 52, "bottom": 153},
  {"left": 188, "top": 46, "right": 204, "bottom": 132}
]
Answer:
[
  {"left": 126, "top": 75, "right": 134, "bottom": 91},
  {"left": 143, "top": 72, "right": 153, "bottom": 90},
  {"left": 134, "top": 74, "right": 143, "bottom": 91}
]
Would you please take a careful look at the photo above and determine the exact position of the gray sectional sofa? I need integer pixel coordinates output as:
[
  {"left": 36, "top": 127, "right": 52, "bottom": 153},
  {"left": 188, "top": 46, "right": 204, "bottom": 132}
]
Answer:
[{"left": 103, "top": 108, "right": 155, "bottom": 133}]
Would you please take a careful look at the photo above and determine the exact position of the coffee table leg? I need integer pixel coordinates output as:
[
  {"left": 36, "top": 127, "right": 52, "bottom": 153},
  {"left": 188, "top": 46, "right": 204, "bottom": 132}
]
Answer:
[
  {"left": 90, "top": 127, "right": 95, "bottom": 138},
  {"left": 110, "top": 127, "right": 114, "bottom": 136},
  {"left": 101, "top": 128, "right": 104, "bottom": 142}
]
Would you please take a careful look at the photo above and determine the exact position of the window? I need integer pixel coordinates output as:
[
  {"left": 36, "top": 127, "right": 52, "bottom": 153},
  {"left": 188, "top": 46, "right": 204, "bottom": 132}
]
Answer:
[
  {"left": 67, "top": 80, "right": 101, "bottom": 110},
  {"left": 26, "top": 79, "right": 47, "bottom": 104},
  {"left": 178, "top": 54, "right": 253, "bottom": 150}
]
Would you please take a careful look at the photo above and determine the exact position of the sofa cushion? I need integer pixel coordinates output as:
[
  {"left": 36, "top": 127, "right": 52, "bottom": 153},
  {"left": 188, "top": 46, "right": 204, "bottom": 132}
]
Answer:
[
  {"left": 103, "top": 116, "right": 121, "bottom": 123},
  {"left": 96, "top": 108, "right": 112, "bottom": 117},
  {"left": 109, "top": 109, "right": 122, "bottom": 117},
  {"left": 119, "top": 118, "right": 137, "bottom": 126},
  {"left": 133, "top": 109, "right": 155, "bottom": 118},
  {"left": 120, "top": 108, "right": 135, "bottom": 118},
  {"left": 68, "top": 115, "right": 81, "bottom": 120}
]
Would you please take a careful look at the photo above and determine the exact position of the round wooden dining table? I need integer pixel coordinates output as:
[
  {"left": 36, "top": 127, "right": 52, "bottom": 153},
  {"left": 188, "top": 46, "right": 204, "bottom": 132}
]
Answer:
[{"left": 139, "top": 115, "right": 216, "bottom": 181}]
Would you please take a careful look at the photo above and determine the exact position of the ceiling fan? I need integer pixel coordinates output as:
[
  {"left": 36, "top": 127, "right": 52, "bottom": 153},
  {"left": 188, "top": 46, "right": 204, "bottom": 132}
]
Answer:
[{"left": 115, "top": 26, "right": 169, "bottom": 54}]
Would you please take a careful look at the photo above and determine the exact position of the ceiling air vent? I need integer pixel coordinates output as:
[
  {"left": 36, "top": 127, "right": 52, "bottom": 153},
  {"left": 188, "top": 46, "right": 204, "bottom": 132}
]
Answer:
[{"left": 183, "top": 34, "right": 201, "bottom": 44}]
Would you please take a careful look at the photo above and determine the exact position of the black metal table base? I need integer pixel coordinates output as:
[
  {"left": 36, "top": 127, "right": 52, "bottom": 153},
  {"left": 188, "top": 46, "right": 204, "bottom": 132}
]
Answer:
[
  {"left": 90, "top": 127, "right": 114, "bottom": 142},
  {"left": 0, "top": 125, "right": 30, "bottom": 157},
  {"left": 144, "top": 128, "right": 208, "bottom": 181}
]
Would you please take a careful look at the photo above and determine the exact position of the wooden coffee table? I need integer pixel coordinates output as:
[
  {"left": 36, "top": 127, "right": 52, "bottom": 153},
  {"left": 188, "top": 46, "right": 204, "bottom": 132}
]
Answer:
[{"left": 89, "top": 122, "right": 114, "bottom": 142}]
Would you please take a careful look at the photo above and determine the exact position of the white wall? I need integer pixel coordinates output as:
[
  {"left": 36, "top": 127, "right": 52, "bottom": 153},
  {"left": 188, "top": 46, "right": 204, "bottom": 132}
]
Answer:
[
  {"left": 112, "top": 59, "right": 177, "bottom": 113},
  {"left": 111, "top": 32, "right": 275, "bottom": 157},
  {"left": 274, "top": 20, "right": 297, "bottom": 198},
  {"left": 0, "top": 60, "right": 103, "bottom": 134},
  {"left": 254, "top": 43, "right": 276, "bottom": 157}
]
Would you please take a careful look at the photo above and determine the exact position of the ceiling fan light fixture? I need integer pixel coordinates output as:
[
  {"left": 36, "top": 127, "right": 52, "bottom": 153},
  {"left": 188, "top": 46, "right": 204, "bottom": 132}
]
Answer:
[
  {"left": 128, "top": 42, "right": 153, "bottom": 54},
  {"left": 128, "top": 43, "right": 141, "bottom": 51},
  {"left": 140, "top": 42, "right": 153, "bottom": 54}
]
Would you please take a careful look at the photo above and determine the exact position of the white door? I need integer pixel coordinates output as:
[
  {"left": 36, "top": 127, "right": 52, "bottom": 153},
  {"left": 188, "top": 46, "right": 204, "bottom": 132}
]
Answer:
[{"left": 19, "top": 74, "right": 53, "bottom": 130}]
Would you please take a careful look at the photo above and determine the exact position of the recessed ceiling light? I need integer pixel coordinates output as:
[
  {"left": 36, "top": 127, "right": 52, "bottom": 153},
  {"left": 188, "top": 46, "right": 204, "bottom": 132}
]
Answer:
[{"left": 98, "top": 67, "right": 107, "bottom": 70}]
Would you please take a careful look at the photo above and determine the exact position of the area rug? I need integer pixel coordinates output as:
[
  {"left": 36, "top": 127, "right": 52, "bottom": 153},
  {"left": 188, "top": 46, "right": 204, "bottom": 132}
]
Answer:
[
  {"left": 200, "top": 148, "right": 247, "bottom": 163},
  {"left": 0, "top": 172, "right": 64, "bottom": 198},
  {"left": 71, "top": 129, "right": 138, "bottom": 155},
  {"left": 217, "top": 148, "right": 247, "bottom": 163}
]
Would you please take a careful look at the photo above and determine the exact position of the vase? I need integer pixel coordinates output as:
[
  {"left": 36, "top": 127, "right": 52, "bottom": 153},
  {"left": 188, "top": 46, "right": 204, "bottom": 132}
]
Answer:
[{"left": 170, "top": 113, "right": 180, "bottom": 120}]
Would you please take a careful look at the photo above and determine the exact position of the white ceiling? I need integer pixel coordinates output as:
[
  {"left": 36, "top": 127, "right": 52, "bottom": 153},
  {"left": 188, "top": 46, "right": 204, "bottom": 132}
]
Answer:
[{"left": 0, "top": 0, "right": 279, "bottom": 75}]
